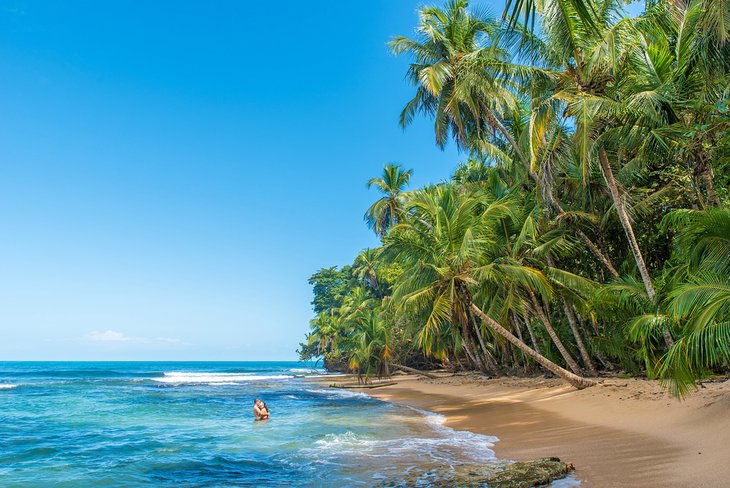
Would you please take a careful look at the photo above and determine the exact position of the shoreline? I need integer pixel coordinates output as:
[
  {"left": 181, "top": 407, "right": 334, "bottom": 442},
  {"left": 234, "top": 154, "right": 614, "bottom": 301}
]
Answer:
[{"left": 329, "top": 374, "right": 730, "bottom": 487}]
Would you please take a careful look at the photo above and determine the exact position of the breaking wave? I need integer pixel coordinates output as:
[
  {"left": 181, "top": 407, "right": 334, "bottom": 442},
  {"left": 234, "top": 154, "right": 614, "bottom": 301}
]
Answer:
[{"left": 152, "top": 372, "right": 291, "bottom": 385}]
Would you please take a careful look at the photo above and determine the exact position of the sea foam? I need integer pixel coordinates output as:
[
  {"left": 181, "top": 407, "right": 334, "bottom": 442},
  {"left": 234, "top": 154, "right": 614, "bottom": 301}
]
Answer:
[
  {"left": 0, "top": 384, "right": 18, "bottom": 389},
  {"left": 304, "top": 387, "right": 371, "bottom": 400},
  {"left": 305, "top": 410, "right": 499, "bottom": 464},
  {"left": 152, "top": 372, "right": 291, "bottom": 385}
]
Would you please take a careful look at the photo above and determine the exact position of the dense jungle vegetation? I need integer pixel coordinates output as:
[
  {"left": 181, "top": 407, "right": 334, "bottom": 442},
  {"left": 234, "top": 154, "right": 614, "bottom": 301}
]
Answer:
[{"left": 299, "top": 0, "right": 730, "bottom": 396}]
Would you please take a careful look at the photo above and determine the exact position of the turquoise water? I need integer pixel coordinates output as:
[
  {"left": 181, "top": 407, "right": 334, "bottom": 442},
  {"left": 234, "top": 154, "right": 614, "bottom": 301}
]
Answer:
[{"left": 0, "top": 362, "right": 576, "bottom": 486}]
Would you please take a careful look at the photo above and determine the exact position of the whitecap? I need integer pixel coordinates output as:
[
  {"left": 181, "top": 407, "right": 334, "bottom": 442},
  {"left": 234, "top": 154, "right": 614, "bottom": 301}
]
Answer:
[
  {"left": 288, "top": 368, "right": 326, "bottom": 374},
  {"left": 0, "top": 384, "right": 17, "bottom": 390},
  {"left": 152, "top": 372, "right": 291, "bottom": 384},
  {"left": 304, "top": 388, "right": 371, "bottom": 400},
  {"left": 312, "top": 431, "right": 376, "bottom": 451},
  {"left": 301, "top": 404, "right": 500, "bottom": 470}
]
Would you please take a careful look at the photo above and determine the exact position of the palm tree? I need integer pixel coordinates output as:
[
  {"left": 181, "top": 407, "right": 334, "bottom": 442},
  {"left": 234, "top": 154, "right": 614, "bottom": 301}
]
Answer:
[
  {"left": 353, "top": 248, "right": 383, "bottom": 296},
  {"left": 348, "top": 310, "right": 393, "bottom": 380},
  {"left": 365, "top": 164, "right": 413, "bottom": 239},
  {"left": 386, "top": 184, "right": 596, "bottom": 388},
  {"left": 624, "top": 0, "right": 730, "bottom": 208},
  {"left": 529, "top": 0, "right": 729, "bottom": 302},
  {"left": 389, "top": 0, "right": 520, "bottom": 151},
  {"left": 659, "top": 208, "right": 730, "bottom": 396},
  {"left": 516, "top": 0, "right": 665, "bottom": 302},
  {"left": 391, "top": 0, "right": 620, "bottom": 278}
]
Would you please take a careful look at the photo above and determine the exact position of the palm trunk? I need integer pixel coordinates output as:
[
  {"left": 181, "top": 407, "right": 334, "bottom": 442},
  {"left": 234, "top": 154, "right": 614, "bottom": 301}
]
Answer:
[
  {"left": 548, "top": 192, "right": 620, "bottom": 279},
  {"left": 598, "top": 149, "right": 655, "bottom": 297},
  {"left": 471, "top": 314, "right": 499, "bottom": 373},
  {"left": 697, "top": 153, "right": 717, "bottom": 207},
  {"left": 470, "top": 303, "right": 595, "bottom": 389},
  {"left": 545, "top": 256, "right": 598, "bottom": 376},
  {"left": 453, "top": 352, "right": 466, "bottom": 371},
  {"left": 598, "top": 149, "right": 675, "bottom": 348},
  {"left": 391, "top": 363, "right": 438, "bottom": 379},
  {"left": 575, "top": 307, "right": 599, "bottom": 335},
  {"left": 573, "top": 310, "right": 612, "bottom": 370},
  {"left": 563, "top": 301, "right": 598, "bottom": 376},
  {"left": 484, "top": 109, "right": 529, "bottom": 165},
  {"left": 461, "top": 334, "right": 483, "bottom": 371},
  {"left": 528, "top": 291, "right": 582, "bottom": 375},
  {"left": 510, "top": 312, "right": 528, "bottom": 369},
  {"left": 522, "top": 314, "right": 542, "bottom": 355}
]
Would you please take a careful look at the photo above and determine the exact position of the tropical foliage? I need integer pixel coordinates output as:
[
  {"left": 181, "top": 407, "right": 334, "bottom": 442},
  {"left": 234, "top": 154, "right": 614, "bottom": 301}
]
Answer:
[{"left": 299, "top": 0, "right": 730, "bottom": 396}]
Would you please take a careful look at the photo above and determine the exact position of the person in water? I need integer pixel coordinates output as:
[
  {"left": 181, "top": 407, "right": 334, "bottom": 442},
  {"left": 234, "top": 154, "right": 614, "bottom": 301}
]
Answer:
[{"left": 253, "top": 398, "right": 269, "bottom": 420}]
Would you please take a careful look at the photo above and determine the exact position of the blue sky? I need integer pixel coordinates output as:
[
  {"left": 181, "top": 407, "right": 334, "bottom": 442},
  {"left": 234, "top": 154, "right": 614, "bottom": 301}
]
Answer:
[
  {"left": 0, "top": 1, "right": 488, "bottom": 360},
  {"left": 0, "top": 0, "right": 646, "bottom": 361}
]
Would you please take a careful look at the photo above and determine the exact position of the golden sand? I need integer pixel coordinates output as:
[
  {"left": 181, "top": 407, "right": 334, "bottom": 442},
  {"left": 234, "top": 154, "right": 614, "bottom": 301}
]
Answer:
[{"left": 349, "top": 374, "right": 730, "bottom": 487}]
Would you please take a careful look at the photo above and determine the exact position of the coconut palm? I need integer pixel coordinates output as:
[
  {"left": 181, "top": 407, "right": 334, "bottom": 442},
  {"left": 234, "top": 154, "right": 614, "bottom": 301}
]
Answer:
[
  {"left": 658, "top": 208, "right": 730, "bottom": 396},
  {"left": 365, "top": 164, "right": 413, "bottom": 239},
  {"left": 530, "top": 0, "right": 729, "bottom": 302},
  {"left": 392, "top": 0, "right": 621, "bottom": 278},
  {"left": 353, "top": 248, "right": 383, "bottom": 296},
  {"left": 389, "top": 0, "right": 521, "bottom": 151},
  {"left": 386, "top": 184, "right": 596, "bottom": 388},
  {"left": 348, "top": 310, "right": 393, "bottom": 380},
  {"left": 515, "top": 0, "right": 666, "bottom": 302},
  {"left": 300, "top": 0, "right": 730, "bottom": 399}
]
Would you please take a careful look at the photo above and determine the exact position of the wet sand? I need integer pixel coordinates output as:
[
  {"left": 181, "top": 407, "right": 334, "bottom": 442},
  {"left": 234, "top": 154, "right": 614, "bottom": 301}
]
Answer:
[{"left": 344, "top": 374, "right": 730, "bottom": 487}]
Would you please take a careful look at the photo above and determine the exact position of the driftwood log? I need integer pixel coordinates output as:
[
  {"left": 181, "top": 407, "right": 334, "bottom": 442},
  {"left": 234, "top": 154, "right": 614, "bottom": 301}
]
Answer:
[{"left": 391, "top": 363, "right": 439, "bottom": 379}]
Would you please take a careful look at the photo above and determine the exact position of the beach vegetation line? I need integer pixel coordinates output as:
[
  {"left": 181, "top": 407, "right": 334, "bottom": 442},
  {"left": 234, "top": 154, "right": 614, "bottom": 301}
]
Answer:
[{"left": 299, "top": 0, "right": 730, "bottom": 397}]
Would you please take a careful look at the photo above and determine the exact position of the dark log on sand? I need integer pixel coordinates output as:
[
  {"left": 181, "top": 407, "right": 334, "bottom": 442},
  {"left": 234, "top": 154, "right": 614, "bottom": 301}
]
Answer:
[
  {"left": 329, "top": 381, "right": 398, "bottom": 389},
  {"left": 391, "top": 363, "right": 439, "bottom": 379}
]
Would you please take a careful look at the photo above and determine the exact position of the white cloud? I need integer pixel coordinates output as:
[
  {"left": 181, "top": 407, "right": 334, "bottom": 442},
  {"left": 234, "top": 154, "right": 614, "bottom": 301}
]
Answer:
[
  {"left": 85, "top": 330, "right": 134, "bottom": 342},
  {"left": 81, "top": 330, "right": 188, "bottom": 346}
]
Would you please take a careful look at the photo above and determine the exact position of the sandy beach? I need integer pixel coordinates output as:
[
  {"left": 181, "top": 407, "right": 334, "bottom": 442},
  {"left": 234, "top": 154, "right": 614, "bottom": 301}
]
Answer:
[{"left": 343, "top": 374, "right": 730, "bottom": 487}]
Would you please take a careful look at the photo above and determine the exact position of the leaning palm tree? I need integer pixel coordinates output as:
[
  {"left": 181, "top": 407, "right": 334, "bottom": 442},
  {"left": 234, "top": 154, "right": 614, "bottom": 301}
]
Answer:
[
  {"left": 520, "top": 0, "right": 663, "bottom": 299},
  {"left": 392, "top": 0, "right": 620, "bottom": 278},
  {"left": 386, "top": 184, "right": 596, "bottom": 389},
  {"left": 365, "top": 164, "right": 413, "bottom": 239}
]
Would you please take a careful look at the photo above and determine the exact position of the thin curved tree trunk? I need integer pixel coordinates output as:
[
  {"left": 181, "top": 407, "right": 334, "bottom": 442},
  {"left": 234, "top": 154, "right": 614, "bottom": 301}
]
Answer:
[
  {"left": 470, "top": 303, "right": 595, "bottom": 389},
  {"left": 484, "top": 109, "right": 529, "bottom": 165},
  {"left": 575, "top": 307, "right": 599, "bottom": 336},
  {"left": 598, "top": 149, "right": 675, "bottom": 348},
  {"left": 598, "top": 149, "right": 655, "bottom": 298},
  {"left": 545, "top": 255, "right": 598, "bottom": 376},
  {"left": 471, "top": 314, "right": 499, "bottom": 373},
  {"left": 522, "top": 314, "right": 542, "bottom": 355},
  {"left": 510, "top": 313, "right": 528, "bottom": 369},
  {"left": 528, "top": 291, "right": 582, "bottom": 374},
  {"left": 461, "top": 334, "right": 483, "bottom": 372},
  {"left": 391, "top": 363, "right": 438, "bottom": 379},
  {"left": 545, "top": 192, "right": 620, "bottom": 278},
  {"left": 453, "top": 352, "right": 466, "bottom": 371},
  {"left": 573, "top": 310, "right": 612, "bottom": 371},
  {"left": 563, "top": 301, "right": 598, "bottom": 376},
  {"left": 697, "top": 155, "right": 717, "bottom": 207}
]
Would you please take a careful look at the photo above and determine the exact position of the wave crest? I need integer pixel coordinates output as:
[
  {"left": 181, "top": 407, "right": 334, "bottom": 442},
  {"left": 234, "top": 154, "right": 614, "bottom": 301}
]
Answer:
[{"left": 152, "top": 372, "right": 290, "bottom": 385}]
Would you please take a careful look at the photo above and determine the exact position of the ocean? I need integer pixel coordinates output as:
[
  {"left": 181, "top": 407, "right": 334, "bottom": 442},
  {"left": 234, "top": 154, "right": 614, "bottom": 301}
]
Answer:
[{"left": 0, "top": 362, "right": 579, "bottom": 486}]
